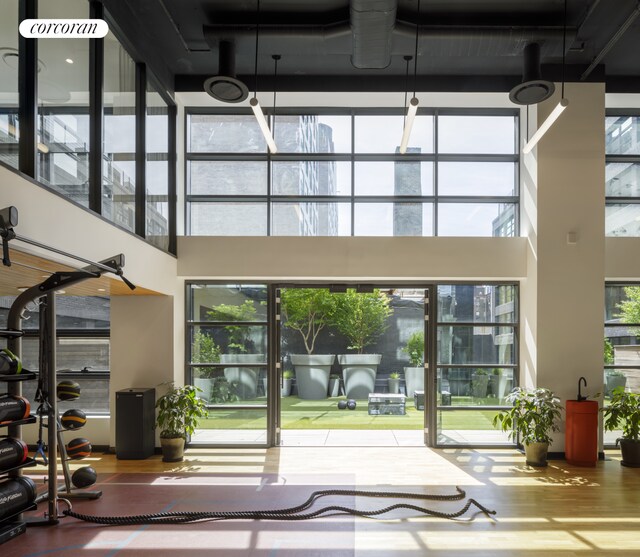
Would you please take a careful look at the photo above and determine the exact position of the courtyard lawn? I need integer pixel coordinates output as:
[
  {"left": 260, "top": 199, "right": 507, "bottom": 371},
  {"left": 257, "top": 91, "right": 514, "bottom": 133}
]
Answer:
[{"left": 198, "top": 396, "right": 502, "bottom": 431}]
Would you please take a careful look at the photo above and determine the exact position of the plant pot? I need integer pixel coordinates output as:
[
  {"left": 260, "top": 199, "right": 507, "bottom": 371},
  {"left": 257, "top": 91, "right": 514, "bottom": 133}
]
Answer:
[
  {"left": 472, "top": 374, "right": 489, "bottom": 398},
  {"left": 338, "top": 354, "right": 382, "bottom": 399},
  {"left": 193, "top": 377, "right": 214, "bottom": 403},
  {"left": 488, "top": 375, "right": 499, "bottom": 397},
  {"left": 619, "top": 438, "right": 640, "bottom": 467},
  {"left": 281, "top": 378, "right": 292, "bottom": 397},
  {"left": 328, "top": 377, "right": 340, "bottom": 397},
  {"left": 160, "top": 437, "right": 185, "bottom": 462},
  {"left": 606, "top": 374, "right": 627, "bottom": 397},
  {"left": 403, "top": 366, "right": 424, "bottom": 398},
  {"left": 498, "top": 374, "right": 514, "bottom": 399},
  {"left": 524, "top": 441, "right": 549, "bottom": 467},
  {"left": 291, "top": 354, "right": 334, "bottom": 400},
  {"left": 388, "top": 378, "right": 400, "bottom": 394},
  {"left": 221, "top": 354, "right": 263, "bottom": 400}
]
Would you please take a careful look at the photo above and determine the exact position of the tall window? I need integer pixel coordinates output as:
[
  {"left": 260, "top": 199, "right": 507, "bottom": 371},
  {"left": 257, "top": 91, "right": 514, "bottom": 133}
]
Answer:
[
  {"left": 145, "top": 77, "right": 170, "bottom": 251},
  {"left": 103, "top": 31, "right": 136, "bottom": 232},
  {"left": 605, "top": 113, "right": 640, "bottom": 236},
  {"left": 0, "top": 0, "right": 20, "bottom": 170},
  {"left": 0, "top": 296, "right": 111, "bottom": 414},
  {"left": 604, "top": 283, "right": 640, "bottom": 445},
  {"left": 186, "top": 110, "right": 519, "bottom": 237},
  {"left": 36, "top": 0, "right": 90, "bottom": 206}
]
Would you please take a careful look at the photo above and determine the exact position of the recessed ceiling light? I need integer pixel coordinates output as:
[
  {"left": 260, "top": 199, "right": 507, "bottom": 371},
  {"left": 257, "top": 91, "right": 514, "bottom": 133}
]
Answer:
[
  {"left": 17, "top": 287, "right": 28, "bottom": 292},
  {"left": 97, "top": 288, "right": 106, "bottom": 292},
  {"left": 65, "top": 58, "right": 73, "bottom": 64},
  {"left": 58, "top": 290, "right": 66, "bottom": 294}
]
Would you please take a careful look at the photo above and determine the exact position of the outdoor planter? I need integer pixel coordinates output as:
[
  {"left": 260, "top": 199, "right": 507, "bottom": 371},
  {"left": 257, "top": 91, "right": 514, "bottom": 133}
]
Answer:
[
  {"left": 403, "top": 366, "right": 424, "bottom": 397},
  {"left": 328, "top": 375, "right": 341, "bottom": 397},
  {"left": 221, "top": 353, "right": 263, "bottom": 400},
  {"left": 281, "top": 377, "right": 292, "bottom": 397},
  {"left": 605, "top": 372, "right": 627, "bottom": 397},
  {"left": 193, "top": 377, "right": 214, "bottom": 403},
  {"left": 338, "top": 354, "right": 382, "bottom": 399},
  {"left": 388, "top": 376, "right": 400, "bottom": 394},
  {"left": 498, "top": 373, "right": 514, "bottom": 399},
  {"left": 472, "top": 372, "right": 490, "bottom": 398},
  {"left": 291, "top": 354, "right": 334, "bottom": 400}
]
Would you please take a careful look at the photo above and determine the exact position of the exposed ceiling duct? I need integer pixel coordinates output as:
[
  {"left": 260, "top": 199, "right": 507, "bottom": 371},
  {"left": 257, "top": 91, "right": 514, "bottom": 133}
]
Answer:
[
  {"left": 203, "top": 40, "right": 249, "bottom": 103},
  {"left": 350, "top": 0, "right": 397, "bottom": 69},
  {"left": 509, "top": 42, "right": 555, "bottom": 105}
]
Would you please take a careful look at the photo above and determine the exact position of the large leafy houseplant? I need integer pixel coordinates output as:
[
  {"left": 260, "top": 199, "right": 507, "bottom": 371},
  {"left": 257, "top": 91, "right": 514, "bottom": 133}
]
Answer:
[
  {"left": 602, "top": 387, "right": 640, "bottom": 467},
  {"left": 493, "top": 387, "right": 563, "bottom": 466},
  {"left": 402, "top": 330, "right": 424, "bottom": 398},
  {"left": 155, "top": 383, "right": 208, "bottom": 462}
]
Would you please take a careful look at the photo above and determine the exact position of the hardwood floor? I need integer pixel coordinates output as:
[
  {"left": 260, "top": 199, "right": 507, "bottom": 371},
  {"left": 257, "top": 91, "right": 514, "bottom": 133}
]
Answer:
[{"left": 5, "top": 447, "right": 640, "bottom": 556}]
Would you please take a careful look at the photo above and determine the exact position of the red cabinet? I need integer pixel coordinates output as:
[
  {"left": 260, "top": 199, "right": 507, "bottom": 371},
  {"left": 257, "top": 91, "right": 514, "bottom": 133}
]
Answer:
[{"left": 565, "top": 400, "right": 599, "bottom": 467}]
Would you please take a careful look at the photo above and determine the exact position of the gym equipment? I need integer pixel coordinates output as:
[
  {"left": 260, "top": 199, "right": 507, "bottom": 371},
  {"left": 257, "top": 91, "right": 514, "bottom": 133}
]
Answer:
[
  {"left": 337, "top": 400, "right": 347, "bottom": 410},
  {"left": 60, "top": 409, "right": 87, "bottom": 430},
  {"left": 61, "top": 486, "right": 496, "bottom": 525},
  {"left": 0, "top": 439, "right": 28, "bottom": 471},
  {"left": 0, "top": 349, "right": 22, "bottom": 375},
  {"left": 0, "top": 477, "right": 36, "bottom": 521},
  {"left": 56, "top": 380, "right": 80, "bottom": 401},
  {"left": 71, "top": 466, "right": 97, "bottom": 489},
  {"left": 66, "top": 438, "right": 91, "bottom": 460},
  {"left": 347, "top": 399, "right": 357, "bottom": 410},
  {"left": 0, "top": 395, "right": 30, "bottom": 424}
]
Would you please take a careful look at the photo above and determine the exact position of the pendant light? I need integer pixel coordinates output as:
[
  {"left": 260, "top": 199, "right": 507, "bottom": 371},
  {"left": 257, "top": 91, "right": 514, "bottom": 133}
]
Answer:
[
  {"left": 249, "top": 0, "right": 278, "bottom": 154},
  {"left": 399, "top": 0, "right": 421, "bottom": 155},
  {"left": 523, "top": 0, "right": 569, "bottom": 154}
]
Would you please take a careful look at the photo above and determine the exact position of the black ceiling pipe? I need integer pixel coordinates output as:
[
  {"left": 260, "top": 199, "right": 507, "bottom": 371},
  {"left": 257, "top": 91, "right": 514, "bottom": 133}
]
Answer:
[
  {"left": 203, "top": 40, "right": 249, "bottom": 103},
  {"left": 350, "top": 0, "right": 397, "bottom": 69},
  {"left": 509, "top": 42, "right": 555, "bottom": 105}
]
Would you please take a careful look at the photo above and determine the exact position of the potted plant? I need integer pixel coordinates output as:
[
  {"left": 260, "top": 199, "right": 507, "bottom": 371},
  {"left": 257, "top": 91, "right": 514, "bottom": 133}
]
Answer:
[
  {"left": 488, "top": 368, "right": 500, "bottom": 398},
  {"left": 208, "top": 300, "right": 263, "bottom": 400},
  {"left": 155, "top": 383, "right": 208, "bottom": 462},
  {"left": 492, "top": 387, "right": 563, "bottom": 466},
  {"left": 605, "top": 370, "right": 627, "bottom": 397},
  {"left": 210, "top": 376, "right": 240, "bottom": 404},
  {"left": 281, "top": 288, "right": 338, "bottom": 400},
  {"left": 388, "top": 372, "right": 401, "bottom": 394},
  {"left": 328, "top": 374, "right": 341, "bottom": 397},
  {"left": 334, "top": 289, "right": 393, "bottom": 399},
  {"left": 402, "top": 330, "right": 424, "bottom": 397},
  {"left": 191, "top": 330, "right": 221, "bottom": 403},
  {"left": 471, "top": 369, "right": 490, "bottom": 398},
  {"left": 602, "top": 387, "right": 640, "bottom": 467},
  {"left": 281, "top": 370, "right": 294, "bottom": 397}
]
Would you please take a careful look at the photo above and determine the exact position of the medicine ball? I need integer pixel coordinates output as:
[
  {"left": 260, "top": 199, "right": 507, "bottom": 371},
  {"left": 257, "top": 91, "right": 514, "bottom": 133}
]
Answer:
[
  {"left": 0, "top": 394, "right": 30, "bottom": 423},
  {"left": 61, "top": 409, "right": 87, "bottom": 430},
  {"left": 56, "top": 380, "right": 81, "bottom": 401},
  {"left": 347, "top": 399, "right": 357, "bottom": 410},
  {"left": 0, "top": 348, "right": 22, "bottom": 375},
  {"left": 337, "top": 400, "right": 347, "bottom": 410},
  {"left": 71, "top": 466, "right": 97, "bottom": 489},
  {"left": 66, "top": 438, "right": 91, "bottom": 459}
]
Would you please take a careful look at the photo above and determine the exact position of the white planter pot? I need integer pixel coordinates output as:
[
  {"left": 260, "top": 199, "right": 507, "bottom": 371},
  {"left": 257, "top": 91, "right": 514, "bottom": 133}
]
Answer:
[
  {"left": 221, "top": 354, "right": 264, "bottom": 400},
  {"left": 338, "top": 354, "right": 382, "bottom": 399},
  {"left": 193, "top": 377, "right": 214, "bottom": 403},
  {"left": 291, "top": 354, "right": 335, "bottom": 400},
  {"left": 403, "top": 366, "right": 424, "bottom": 397}
]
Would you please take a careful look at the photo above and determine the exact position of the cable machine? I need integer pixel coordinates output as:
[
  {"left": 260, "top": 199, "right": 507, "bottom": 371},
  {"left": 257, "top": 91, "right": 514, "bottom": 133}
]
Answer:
[{"left": 0, "top": 206, "right": 135, "bottom": 529}]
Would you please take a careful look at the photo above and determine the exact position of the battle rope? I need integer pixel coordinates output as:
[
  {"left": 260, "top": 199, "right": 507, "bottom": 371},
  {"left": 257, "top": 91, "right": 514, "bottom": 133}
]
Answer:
[{"left": 61, "top": 487, "right": 496, "bottom": 525}]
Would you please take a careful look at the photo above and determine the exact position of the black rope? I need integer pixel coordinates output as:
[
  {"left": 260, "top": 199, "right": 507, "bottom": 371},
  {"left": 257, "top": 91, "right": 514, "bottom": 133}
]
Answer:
[{"left": 62, "top": 488, "right": 496, "bottom": 525}]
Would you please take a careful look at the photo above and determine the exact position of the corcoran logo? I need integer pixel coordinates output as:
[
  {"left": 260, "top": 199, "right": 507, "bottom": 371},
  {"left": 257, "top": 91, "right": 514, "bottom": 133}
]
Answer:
[{"left": 19, "top": 19, "right": 109, "bottom": 39}]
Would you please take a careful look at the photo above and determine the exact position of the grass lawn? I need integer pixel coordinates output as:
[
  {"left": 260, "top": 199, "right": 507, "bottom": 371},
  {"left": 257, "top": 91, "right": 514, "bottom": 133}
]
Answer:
[{"left": 199, "top": 396, "right": 502, "bottom": 431}]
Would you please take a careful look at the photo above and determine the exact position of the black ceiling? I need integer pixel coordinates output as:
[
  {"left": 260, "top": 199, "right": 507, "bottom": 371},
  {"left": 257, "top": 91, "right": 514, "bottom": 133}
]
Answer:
[{"left": 103, "top": 0, "right": 640, "bottom": 95}]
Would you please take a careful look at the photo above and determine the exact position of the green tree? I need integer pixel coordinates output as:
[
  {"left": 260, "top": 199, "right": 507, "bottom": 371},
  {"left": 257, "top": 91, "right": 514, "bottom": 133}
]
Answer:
[
  {"left": 281, "top": 288, "right": 338, "bottom": 354},
  {"left": 604, "top": 337, "right": 614, "bottom": 365},
  {"left": 332, "top": 289, "right": 393, "bottom": 353},
  {"left": 207, "top": 300, "right": 257, "bottom": 353},
  {"left": 403, "top": 330, "right": 424, "bottom": 367},
  {"left": 192, "top": 330, "right": 221, "bottom": 378}
]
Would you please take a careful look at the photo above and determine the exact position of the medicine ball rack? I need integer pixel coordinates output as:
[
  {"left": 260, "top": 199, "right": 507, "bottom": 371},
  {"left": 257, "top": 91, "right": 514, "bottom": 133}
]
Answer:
[{"left": 0, "top": 206, "right": 135, "bottom": 539}]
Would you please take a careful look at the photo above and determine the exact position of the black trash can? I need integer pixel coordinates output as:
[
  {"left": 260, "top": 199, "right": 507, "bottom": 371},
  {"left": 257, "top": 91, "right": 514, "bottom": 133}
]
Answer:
[{"left": 116, "top": 388, "right": 155, "bottom": 459}]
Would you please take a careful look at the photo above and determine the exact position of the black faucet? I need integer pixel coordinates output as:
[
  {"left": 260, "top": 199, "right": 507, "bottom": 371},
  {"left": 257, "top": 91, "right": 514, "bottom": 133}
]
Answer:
[{"left": 577, "top": 376, "right": 587, "bottom": 401}]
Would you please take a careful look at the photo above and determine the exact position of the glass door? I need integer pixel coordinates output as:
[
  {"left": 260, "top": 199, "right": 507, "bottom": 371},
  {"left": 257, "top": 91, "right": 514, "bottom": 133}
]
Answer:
[{"left": 187, "top": 283, "right": 269, "bottom": 446}]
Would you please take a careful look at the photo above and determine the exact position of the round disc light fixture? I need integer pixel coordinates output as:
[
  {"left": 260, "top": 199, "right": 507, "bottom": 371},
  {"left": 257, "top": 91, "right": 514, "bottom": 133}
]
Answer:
[
  {"left": 509, "top": 42, "right": 555, "bottom": 105},
  {"left": 203, "top": 40, "right": 249, "bottom": 103}
]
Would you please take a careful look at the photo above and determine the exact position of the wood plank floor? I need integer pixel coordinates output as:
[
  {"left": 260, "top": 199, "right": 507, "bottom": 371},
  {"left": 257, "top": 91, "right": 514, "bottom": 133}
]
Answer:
[{"left": 4, "top": 447, "right": 640, "bottom": 557}]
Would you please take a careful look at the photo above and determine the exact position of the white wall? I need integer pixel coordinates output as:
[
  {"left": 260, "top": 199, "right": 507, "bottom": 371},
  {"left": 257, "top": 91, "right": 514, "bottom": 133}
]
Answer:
[{"left": 0, "top": 165, "right": 177, "bottom": 296}]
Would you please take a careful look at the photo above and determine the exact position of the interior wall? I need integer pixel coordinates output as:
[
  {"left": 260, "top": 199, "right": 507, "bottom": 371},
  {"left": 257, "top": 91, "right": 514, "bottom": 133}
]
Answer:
[
  {"left": 0, "top": 165, "right": 178, "bottom": 296},
  {"left": 110, "top": 295, "right": 175, "bottom": 448},
  {"left": 535, "top": 82, "right": 606, "bottom": 452}
]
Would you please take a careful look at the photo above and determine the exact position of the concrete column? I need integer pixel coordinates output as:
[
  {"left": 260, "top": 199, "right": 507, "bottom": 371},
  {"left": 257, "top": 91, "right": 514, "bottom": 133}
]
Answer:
[{"left": 525, "top": 82, "right": 605, "bottom": 452}]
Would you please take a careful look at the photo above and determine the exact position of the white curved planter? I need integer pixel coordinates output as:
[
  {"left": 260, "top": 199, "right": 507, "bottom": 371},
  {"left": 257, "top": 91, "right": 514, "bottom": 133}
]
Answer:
[
  {"left": 291, "top": 354, "right": 335, "bottom": 400},
  {"left": 403, "top": 366, "right": 424, "bottom": 398},
  {"left": 221, "top": 354, "right": 264, "bottom": 400},
  {"left": 338, "top": 354, "right": 382, "bottom": 400}
]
